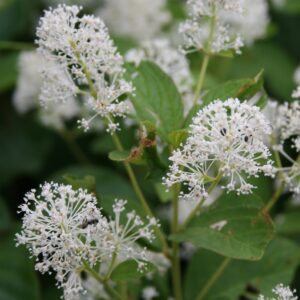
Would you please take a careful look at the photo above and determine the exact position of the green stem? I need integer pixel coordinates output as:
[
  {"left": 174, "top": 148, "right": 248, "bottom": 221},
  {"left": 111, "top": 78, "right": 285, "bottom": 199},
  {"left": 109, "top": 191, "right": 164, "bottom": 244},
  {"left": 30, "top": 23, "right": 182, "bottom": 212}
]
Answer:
[
  {"left": 181, "top": 172, "right": 223, "bottom": 230},
  {"left": 196, "top": 257, "right": 231, "bottom": 300},
  {"left": 192, "top": 4, "right": 216, "bottom": 106},
  {"left": 83, "top": 264, "right": 122, "bottom": 300},
  {"left": 171, "top": 184, "right": 183, "bottom": 300},
  {"left": 104, "top": 251, "right": 118, "bottom": 280},
  {"left": 69, "top": 40, "right": 97, "bottom": 99},
  {"left": 111, "top": 132, "right": 169, "bottom": 253},
  {"left": 0, "top": 41, "right": 35, "bottom": 50},
  {"left": 119, "top": 282, "right": 127, "bottom": 299},
  {"left": 59, "top": 128, "right": 90, "bottom": 164},
  {"left": 193, "top": 54, "right": 210, "bottom": 106}
]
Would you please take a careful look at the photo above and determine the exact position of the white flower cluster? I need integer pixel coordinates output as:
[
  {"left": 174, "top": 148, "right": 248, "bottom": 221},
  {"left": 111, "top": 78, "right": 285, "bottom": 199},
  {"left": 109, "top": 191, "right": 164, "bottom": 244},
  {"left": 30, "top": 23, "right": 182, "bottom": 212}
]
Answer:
[
  {"left": 44, "top": 0, "right": 97, "bottom": 6},
  {"left": 125, "top": 38, "right": 194, "bottom": 112},
  {"left": 258, "top": 284, "right": 298, "bottom": 300},
  {"left": 13, "top": 51, "right": 80, "bottom": 130},
  {"left": 223, "top": 0, "right": 269, "bottom": 45},
  {"left": 16, "top": 182, "right": 158, "bottom": 299},
  {"left": 277, "top": 101, "right": 300, "bottom": 152},
  {"left": 36, "top": 5, "right": 133, "bottom": 133},
  {"left": 179, "top": 0, "right": 244, "bottom": 54},
  {"left": 164, "top": 99, "right": 274, "bottom": 200},
  {"left": 98, "top": 0, "right": 171, "bottom": 42}
]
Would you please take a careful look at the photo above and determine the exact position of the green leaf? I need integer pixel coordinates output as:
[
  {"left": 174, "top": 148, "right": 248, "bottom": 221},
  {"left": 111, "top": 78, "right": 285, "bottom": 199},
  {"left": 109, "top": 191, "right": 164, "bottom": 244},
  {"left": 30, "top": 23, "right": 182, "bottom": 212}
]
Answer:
[
  {"left": 184, "top": 238, "right": 300, "bottom": 300},
  {"left": 110, "top": 260, "right": 155, "bottom": 281},
  {"left": 0, "top": 52, "right": 18, "bottom": 91},
  {"left": 0, "top": 227, "right": 40, "bottom": 300},
  {"left": 170, "top": 194, "right": 275, "bottom": 260},
  {"left": 0, "top": 117, "right": 53, "bottom": 187},
  {"left": 109, "top": 150, "right": 131, "bottom": 162},
  {"left": 202, "top": 70, "right": 264, "bottom": 107},
  {"left": 168, "top": 129, "right": 188, "bottom": 149},
  {"left": 126, "top": 61, "right": 184, "bottom": 142},
  {"left": 0, "top": 196, "right": 11, "bottom": 231},
  {"left": 276, "top": 209, "right": 300, "bottom": 235},
  {"left": 63, "top": 175, "right": 96, "bottom": 193}
]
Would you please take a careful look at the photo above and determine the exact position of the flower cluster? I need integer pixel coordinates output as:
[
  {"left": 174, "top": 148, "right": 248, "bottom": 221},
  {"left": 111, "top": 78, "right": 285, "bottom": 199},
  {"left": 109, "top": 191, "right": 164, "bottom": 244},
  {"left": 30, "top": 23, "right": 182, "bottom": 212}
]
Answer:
[
  {"left": 98, "top": 0, "right": 171, "bottom": 42},
  {"left": 13, "top": 51, "right": 80, "bottom": 130},
  {"left": 277, "top": 101, "right": 300, "bottom": 152},
  {"left": 258, "top": 284, "right": 298, "bottom": 300},
  {"left": 179, "top": 0, "right": 244, "bottom": 54},
  {"left": 223, "top": 0, "right": 269, "bottom": 45},
  {"left": 125, "top": 38, "right": 194, "bottom": 112},
  {"left": 164, "top": 99, "right": 274, "bottom": 200},
  {"left": 16, "top": 182, "right": 157, "bottom": 299},
  {"left": 36, "top": 5, "right": 133, "bottom": 133}
]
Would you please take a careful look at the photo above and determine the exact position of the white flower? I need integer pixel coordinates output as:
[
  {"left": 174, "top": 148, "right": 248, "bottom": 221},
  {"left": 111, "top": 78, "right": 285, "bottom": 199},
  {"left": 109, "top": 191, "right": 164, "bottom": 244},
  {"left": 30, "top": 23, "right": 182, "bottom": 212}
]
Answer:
[
  {"left": 13, "top": 51, "right": 80, "bottom": 130},
  {"left": 142, "top": 286, "right": 159, "bottom": 300},
  {"left": 13, "top": 51, "right": 42, "bottom": 114},
  {"left": 223, "top": 0, "right": 269, "bottom": 45},
  {"left": 36, "top": 5, "right": 133, "bottom": 132},
  {"left": 16, "top": 183, "right": 157, "bottom": 298},
  {"left": 44, "top": 0, "right": 97, "bottom": 6},
  {"left": 293, "top": 65, "right": 300, "bottom": 86},
  {"left": 126, "top": 38, "right": 194, "bottom": 112},
  {"left": 103, "top": 199, "right": 159, "bottom": 271},
  {"left": 98, "top": 0, "right": 171, "bottom": 42},
  {"left": 277, "top": 101, "right": 300, "bottom": 151},
  {"left": 16, "top": 182, "right": 106, "bottom": 297},
  {"left": 179, "top": 0, "right": 244, "bottom": 54},
  {"left": 164, "top": 99, "right": 274, "bottom": 200},
  {"left": 273, "top": 144, "right": 300, "bottom": 195},
  {"left": 258, "top": 284, "right": 298, "bottom": 300}
]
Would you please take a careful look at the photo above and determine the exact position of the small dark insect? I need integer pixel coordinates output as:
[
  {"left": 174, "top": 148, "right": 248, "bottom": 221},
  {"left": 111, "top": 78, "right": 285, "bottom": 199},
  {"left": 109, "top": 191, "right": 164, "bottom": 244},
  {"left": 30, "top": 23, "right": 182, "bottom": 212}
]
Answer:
[
  {"left": 244, "top": 134, "right": 253, "bottom": 144},
  {"left": 80, "top": 218, "right": 99, "bottom": 229},
  {"left": 220, "top": 128, "right": 227, "bottom": 136}
]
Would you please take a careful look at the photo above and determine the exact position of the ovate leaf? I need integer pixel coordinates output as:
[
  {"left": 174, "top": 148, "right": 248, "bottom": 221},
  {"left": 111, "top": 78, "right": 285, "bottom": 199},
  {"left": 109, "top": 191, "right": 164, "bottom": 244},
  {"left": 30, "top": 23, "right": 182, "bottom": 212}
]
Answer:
[
  {"left": 170, "top": 194, "right": 275, "bottom": 260},
  {"left": 126, "top": 61, "right": 184, "bottom": 142},
  {"left": 110, "top": 260, "right": 155, "bottom": 281},
  {"left": 184, "top": 238, "right": 300, "bottom": 300}
]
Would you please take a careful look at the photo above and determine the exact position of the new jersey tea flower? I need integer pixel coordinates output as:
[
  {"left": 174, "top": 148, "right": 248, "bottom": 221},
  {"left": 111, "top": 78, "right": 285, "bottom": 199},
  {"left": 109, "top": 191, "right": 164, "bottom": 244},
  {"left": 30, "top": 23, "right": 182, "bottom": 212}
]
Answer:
[
  {"left": 98, "top": 0, "right": 171, "bottom": 42},
  {"left": 258, "top": 284, "right": 298, "bottom": 300},
  {"left": 179, "top": 0, "right": 244, "bottom": 54},
  {"left": 164, "top": 99, "right": 274, "bottom": 200},
  {"left": 36, "top": 5, "right": 133, "bottom": 133},
  {"left": 16, "top": 183, "right": 157, "bottom": 299}
]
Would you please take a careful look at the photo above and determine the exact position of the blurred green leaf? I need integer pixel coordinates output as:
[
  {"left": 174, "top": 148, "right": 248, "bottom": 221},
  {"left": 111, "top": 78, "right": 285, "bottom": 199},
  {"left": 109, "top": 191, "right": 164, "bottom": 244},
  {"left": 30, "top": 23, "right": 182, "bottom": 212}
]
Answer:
[
  {"left": 0, "top": 196, "right": 11, "bottom": 231},
  {"left": 168, "top": 129, "right": 188, "bottom": 149},
  {"left": 110, "top": 260, "right": 155, "bottom": 281},
  {"left": 0, "top": 52, "right": 18, "bottom": 91},
  {"left": 109, "top": 150, "right": 132, "bottom": 162},
  {"left": 126, "top": 61, "right": 184, "bottom": 142},
  {"left": 170, "top": 194, "right": 275, "bottom": 260},
  {"left": 0, "top": 0, "right": 36, "bottom": 39},
  {"left": 0, "top": 227, "right": 40, "bottom": 300},
  {"left": 202, "top": 70, "right": 264, "bottom": 106},
  {"left": 184, "top": 238, "right": 300, "bottom": 300},
  {"left": 276, "top": 209, "right": 300, "bottom": 235},
  {"left": 0, "top": 118, "right": 53, "bottom": 187},
  {"left": 63, "top": 175, "right": 96, "bottom": 193}
]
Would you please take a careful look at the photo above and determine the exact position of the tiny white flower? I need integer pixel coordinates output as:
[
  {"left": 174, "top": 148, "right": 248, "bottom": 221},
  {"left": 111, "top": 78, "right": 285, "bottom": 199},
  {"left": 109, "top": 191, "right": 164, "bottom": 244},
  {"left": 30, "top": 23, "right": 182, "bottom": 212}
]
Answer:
[
  {"left": 98, "top": 0, "right": 171, "bottom": 42},
  {"left": 179, "top": 0, "right": 244, "bottom": 54},
  {"left": 164, "top": 99, "right": 274, "bottom": 200},
  {"left": 16, "top": 183, "right": 157, "bottom": 298},
  {"left": 258, "top": 284, "right": 298, "bottom": 300},
  {"left": 36, "top": 5, "right": 133, "bottom": 132},
  {"left": 142, "top": 286, "right": 159, "bottom": 300}
]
